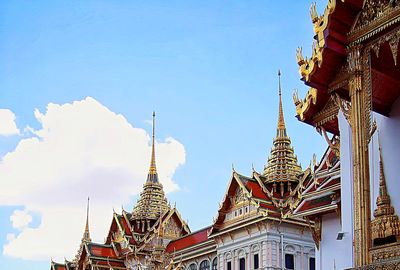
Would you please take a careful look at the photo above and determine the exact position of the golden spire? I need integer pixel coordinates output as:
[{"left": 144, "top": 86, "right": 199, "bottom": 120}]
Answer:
[
  {"left": 74, "top": 197, "right": 91, "bottom": 263},
  {"left": 147, "top": 111, "right": 159, "bottom": 182},
  {"left": 371, "top": 139, "right": 400, "bottom": 245},
  {"left": 277, "top": 70, "right": 287, "bottom": 137},
  {"left": 263, "top": 70, "right": 302, "bottom": 191},
  {"left": 82, "top": 197, "right": 91, "bottom": 242},
  {"left": 132, "top": 112, "right": 169, "bottom": 221}
]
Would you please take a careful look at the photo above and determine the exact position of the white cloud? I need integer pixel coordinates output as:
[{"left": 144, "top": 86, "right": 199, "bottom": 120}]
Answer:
[
  {"left": 0, "top": 97, "right": 186, "bottom": 261},
  {"left": 0, "top": 109, "right": 20, "bottom": 136},
  {"left": 10, "top": 210, "right": 33, "bottom": 230}
]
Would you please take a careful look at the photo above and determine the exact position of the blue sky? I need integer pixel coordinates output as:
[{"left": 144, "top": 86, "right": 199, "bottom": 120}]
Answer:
[{"left": 0, "top": 1, "right": 328, "bottom": 269}]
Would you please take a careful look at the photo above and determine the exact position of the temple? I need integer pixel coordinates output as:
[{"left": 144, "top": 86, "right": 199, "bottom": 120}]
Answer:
[
  {"left": 293, "top": 0, "right": 400, "bottom": 269},
  {"left": 49, "top": 1, "right": 400, "bottom": 269},
  {"left": 50, "top": 73, "right": 321, "bottom": 270}
]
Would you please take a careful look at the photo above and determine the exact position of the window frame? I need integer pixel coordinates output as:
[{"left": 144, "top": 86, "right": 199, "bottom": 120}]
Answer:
[
  {"left": 199, "top": 260, "right": 210, "bottom": 270},
  {"left": 309, "top": 257, "right": 315, "bottom": 270},
  {"left": 253, "top": 253, "right": 259, "bottom": 270},
  {"left": 188, "top": 263, "right": 197, "bottom": 270},
  {"left": 239, "top": 257, "right": 245, "bottom": 270},
  {"left": 227, "top": 261, "right": 232, "bottom": 270},
  {"left": 212, "top": 257, "right": 218, "bottom": 270},
  {"left": 284, "top": 253, "right": 295, "bottom": 270}
]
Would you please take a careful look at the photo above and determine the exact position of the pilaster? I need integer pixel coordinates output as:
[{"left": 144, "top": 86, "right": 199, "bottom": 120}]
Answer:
[{"left": 347, "top": 44, "right": 372, "bottom": 267}]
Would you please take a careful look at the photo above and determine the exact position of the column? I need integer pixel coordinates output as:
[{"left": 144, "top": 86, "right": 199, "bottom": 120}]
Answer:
[{"left": 347, "top": 44, "right": 371, "bottom": 267}]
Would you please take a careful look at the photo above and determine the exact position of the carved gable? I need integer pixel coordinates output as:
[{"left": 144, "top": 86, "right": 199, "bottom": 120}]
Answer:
[{"left": 162, "top": 215, "right": 182, "bottom": 240}]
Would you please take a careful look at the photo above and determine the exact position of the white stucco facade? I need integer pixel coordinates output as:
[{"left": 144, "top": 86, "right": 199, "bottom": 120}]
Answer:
[{"left": 182, "top": 221, "right": 315, "bottom": 270}]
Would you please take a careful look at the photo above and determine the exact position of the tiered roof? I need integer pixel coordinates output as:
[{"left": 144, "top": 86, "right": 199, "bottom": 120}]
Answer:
[
  {"left": 209, "top": 72, "right": 311, "bottom": 235},
  {"left": 292, "top": 143, "right": 341, "bottom": 219},
  {"left": 51, "top": 113, "right": 190, "bottom": 270},
  {"left": 371, "top": 144, "right": 400, "bottom": 246},
  {"left": 263, "top": 71, "right": 303, "bottom": 197},
  {"left": 132, "top": 112, "right": 169, "bottom": 220}
]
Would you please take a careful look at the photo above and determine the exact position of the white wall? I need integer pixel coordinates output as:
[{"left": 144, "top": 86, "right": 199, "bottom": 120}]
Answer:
[
  {"left": 215, "top": 222, "right": 314, "bottom": 270},
  {"left": 318, "top": 212, "right": 352, "bottom": 270},
  {"left": 316, "top": 111, "right": 354, "bottom": 270}
]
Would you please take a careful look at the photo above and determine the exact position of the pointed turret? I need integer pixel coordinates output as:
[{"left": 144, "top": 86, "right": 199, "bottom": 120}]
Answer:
[
  {"left": 82, "top": 197, "right": 91, "bottom": 242},
  {"left": 132, "top": 112, "right": 169, "bottom": 222},
  {"left": 371, "top": 140, "right": 400, "bottom": 245},
  {"left": 147, "top": 111, "right": 159, "bottom": 183},
  {"left": 73, "top": 198, "right": 92, "bottom": 263},
  {"left": 263, "top": 71, "right": 302, "bottom": 197},
  {"left": 276, "top": 70, "right": 287, "bottom": 137}
]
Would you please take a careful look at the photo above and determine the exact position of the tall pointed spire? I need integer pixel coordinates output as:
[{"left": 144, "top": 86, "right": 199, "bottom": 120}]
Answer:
[
  {"left": 132, "top": 112, "right": 169, "bottom": 220},
  {"left": 74, "top": 197, "right": 91, "bottom": 263},
  {"left": 371, "top": 137, "right": 400, "bottom": 245},
  {"left": 263, "top": 71, "right": 302, "bottom": 193},
  {"left": 277, "top": 70, "right": 287, "bottom": 137},
  {"left": 147, "top": 111, "right": 159, "bottom": 183},
  {"left": 82, "top": 197, "right": 91, "bottom": 242}
]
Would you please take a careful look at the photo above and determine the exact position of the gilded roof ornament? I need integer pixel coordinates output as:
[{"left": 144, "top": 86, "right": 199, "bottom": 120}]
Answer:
[
  {"left": 83, "top": 197, "right": 91, "bottom": 242},
  {"left": 73, "top": 198, "right": 92, "bottom": 263},
  {"left": 263, "top": 71, "right": 302, "bottom": 185},
  {"left": 147, "top": 111, "right": 158, "bottom": 183},
  {"left": 371, "top": 139, "right": 400, "bottom": 245},
  {"left": 132, "top": 112, "right": 170, "bottom": 220}
]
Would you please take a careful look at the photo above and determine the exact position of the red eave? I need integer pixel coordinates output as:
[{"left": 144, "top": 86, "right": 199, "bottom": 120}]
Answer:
[
  {"left": 89, "top": 244, "right": 118, "bottom": 258},
  {"left": 298, "top": 195, "right": 333, "bottom": 213},
  {"left": 92, "top": 259, "right": 126, "bottom": 268},
  {"left": 166, "top": 227, "right": 210, "bottom": 253}
]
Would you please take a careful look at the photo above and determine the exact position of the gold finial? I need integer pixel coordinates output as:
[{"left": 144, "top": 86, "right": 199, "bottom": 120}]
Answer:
[
  {"left": 370, "top": 132, "right": 400, "bottom": 245},
  {"left": 296, "top": 47, "right": 305, "bottom": 66},
  {"left": 147, "top": 111, "right": 159, "bottom": 182},
  {"left": 376, "top": 135, "right": 390, "bottom": 210},
  {"left": 83, "top": 197, "right": 91, "bottom": 242},
  {"left": 310, "top": 2, "right": 319, "bottom": 24},
  {"left": 277, "top": 70, "right": 286, "bottom": 135}
]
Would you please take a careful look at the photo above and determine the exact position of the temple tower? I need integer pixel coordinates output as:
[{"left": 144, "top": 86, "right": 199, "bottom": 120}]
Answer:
[
  {"left": 263, "top": 71, "right": 302, "bottom": 198},
  {"left": 132, "top": 112, "right": 170, "bottom": 231}
]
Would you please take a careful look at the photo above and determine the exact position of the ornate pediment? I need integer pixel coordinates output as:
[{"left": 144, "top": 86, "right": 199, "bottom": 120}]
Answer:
[
  {"left": 162, "top": 216, "right": 182, "bottom": 240},
  {"left": 229, "top": 186, "right": 246, "bottom": 207},
  {"left": 353, "top": 0, "right": 394, "bottom": 31}
]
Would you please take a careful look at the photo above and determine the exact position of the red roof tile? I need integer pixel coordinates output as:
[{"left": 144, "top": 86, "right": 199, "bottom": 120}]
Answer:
[
  {"left": 244, "top": 181, "right": 268, "bottom": 200},
  {"left": 166, "top": 227, "right": 210, "bottom": 253},
  {"left": 89, "top": 244, "right": 118, "bottom": 258}
]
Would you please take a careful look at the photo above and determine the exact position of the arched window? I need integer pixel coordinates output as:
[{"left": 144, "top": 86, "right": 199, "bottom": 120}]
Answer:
[
  {"left": 285, "top": 254, "right": 294, "bottom": 270},
  {"left": 200, "top": 260, "right": 210, "bottom": 270},
  {"left": 189, "top": 263, "right": 197, "bottom": 270},
  {"left": 212, "top": 257, "right": 218, "bottom": 270},
  {"left": 239, "top": 258, "right": 245, "bottom": 270}
]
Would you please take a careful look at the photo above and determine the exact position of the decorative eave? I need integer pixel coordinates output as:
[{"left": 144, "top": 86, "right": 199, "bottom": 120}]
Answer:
[
  {"left": 349, "top": 3, "right": 400, "bottom": 44},
  {"left": 293, "top": 88, "right": 318, "bottom": 121},
  {"left": 297, "top": 0, "right": 362, "bottom": 87},
  {"left": 291, "top": 146, "right": 341, "bottom": 219},
  {"left": 294, "top": 0, "right": 363, "bottom": 132}
]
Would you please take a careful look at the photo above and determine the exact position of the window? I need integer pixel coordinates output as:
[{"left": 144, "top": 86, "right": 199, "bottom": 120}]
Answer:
[
  {"left": 309, "top": 258, "right": 315, "bottom": 270},
  {"left": 227, "top": 261, "right": 232, "bottom": 270},
  {"left": 253, "top": 254, "right": 259, "bottom": 269},
  {"left": 239, "top": 258, "right": 245, "bottom": 270},
  {"left": 212, "top": 258, "right": 218, "bottom": 270},
  {"left": 285, "top": 254, "right": 294, "bottom": 270},
  {"left": 189, "top": 264, "right": 197, "bottom": 270},
  {"left": 200, "top": 260, "right": 210, "bottom": 270}
]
